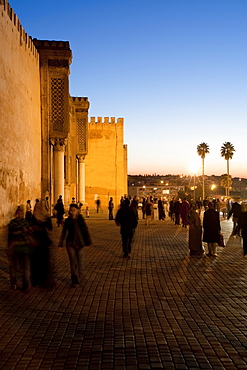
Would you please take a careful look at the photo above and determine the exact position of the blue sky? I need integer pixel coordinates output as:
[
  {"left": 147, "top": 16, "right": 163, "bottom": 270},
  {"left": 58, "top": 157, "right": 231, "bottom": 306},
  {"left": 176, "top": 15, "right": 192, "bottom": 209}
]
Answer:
[{"left": 9, "top": 0, "right": 247, "bottom": 177}]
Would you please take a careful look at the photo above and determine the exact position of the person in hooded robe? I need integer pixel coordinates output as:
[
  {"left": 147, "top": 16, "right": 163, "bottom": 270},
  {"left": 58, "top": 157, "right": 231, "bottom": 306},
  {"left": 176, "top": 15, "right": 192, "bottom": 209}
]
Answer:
[{"left": 30, "top": 200, "right": 54, "bottom": 289}]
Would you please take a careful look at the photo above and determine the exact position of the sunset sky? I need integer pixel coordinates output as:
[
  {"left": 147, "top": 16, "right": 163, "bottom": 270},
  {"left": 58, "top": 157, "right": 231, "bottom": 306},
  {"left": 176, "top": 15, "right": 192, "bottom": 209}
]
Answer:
[{"left": 9, "top": 0, "right": 247, "bottom": 178}]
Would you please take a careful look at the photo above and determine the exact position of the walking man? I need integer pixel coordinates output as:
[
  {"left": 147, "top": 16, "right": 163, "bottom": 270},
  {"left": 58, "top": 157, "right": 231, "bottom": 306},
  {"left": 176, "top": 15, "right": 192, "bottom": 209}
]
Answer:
[{"left": 115, "top": 198, "right": 138, "bottom": 258}]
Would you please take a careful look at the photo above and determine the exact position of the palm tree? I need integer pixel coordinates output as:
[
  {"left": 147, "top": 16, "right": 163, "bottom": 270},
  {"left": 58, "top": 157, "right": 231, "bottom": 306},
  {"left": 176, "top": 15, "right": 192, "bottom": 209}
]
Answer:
[
  {"left": 220, "top": 142, "right": 235, "bottom": 196},
  {"left": 197, "top": 142, "right": 210, "bottom": 201},
  {"left": 220, "top": 174, "right": 232, "bottom": 196}
]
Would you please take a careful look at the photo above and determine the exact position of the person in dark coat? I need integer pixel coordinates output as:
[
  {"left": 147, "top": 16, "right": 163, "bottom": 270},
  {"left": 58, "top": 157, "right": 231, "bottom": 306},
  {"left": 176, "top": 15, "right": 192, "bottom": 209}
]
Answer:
[
  {"left": 115, "top": 198, "right": 138, "bottom": 258},
  {"left": 203, "top": 202, "right": 221, "bottom": 256},
  {"left": 108, "top": 197, "right": 114, "bottom": 220},
  {"left": 180, "top": 198, "right": 190, "bottom": 228},
  {"left": 7, "top": 206, "right": 33, "bottom": 291},
  {"left": 54, "top": 197, "right": 64, "bottom": 227},
  {"left": 228, "top": 200, "right": 241, "bottom": 236},
  {"left": 142, "top": 197, "right": 146, "bottom": 219},
  {"left": 131, "top": 196, "right": 139, "bottom": 220},
  {"left": 239, "top": 204, "right": 247, "bottom": 256},
  {"left": 174, "top": 198, "right": 182, "bottom": 225},
  {"left": 58, "top": 204, "right": 92, "bottom": 287},
  {"left": 30, "top": 201, "right": 54, "bottom": 289},
  {"left": 169, "top": 197, "right": 175, "bottom": 221},
  {"left": 158, "top": 198, "right": 165, "bottom": 220}
]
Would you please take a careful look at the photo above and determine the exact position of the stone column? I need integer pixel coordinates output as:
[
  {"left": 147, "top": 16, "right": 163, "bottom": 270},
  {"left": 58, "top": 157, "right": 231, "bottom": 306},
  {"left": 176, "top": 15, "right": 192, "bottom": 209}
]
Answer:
[
  {"left": 50, "top": 139, "right": 66, "bottom": 202},
  {"left": 77, "top": 155, "right": 86, "bottom": 203}
]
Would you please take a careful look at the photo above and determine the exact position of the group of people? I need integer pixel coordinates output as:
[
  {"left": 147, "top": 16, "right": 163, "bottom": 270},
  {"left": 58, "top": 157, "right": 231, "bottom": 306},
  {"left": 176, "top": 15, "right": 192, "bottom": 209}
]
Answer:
[
  {"left": 7, "top": 200, "right": 92, "bottom": 292},
  {"left": 7, "top": 191, "right": 247, "bottom": 291}
]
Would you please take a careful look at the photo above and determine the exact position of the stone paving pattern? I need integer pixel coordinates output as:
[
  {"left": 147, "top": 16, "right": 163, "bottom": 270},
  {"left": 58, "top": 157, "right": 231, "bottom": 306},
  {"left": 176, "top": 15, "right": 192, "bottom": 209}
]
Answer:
[{"left": 0, "top": 210, "right": 247, "bottom": 369}]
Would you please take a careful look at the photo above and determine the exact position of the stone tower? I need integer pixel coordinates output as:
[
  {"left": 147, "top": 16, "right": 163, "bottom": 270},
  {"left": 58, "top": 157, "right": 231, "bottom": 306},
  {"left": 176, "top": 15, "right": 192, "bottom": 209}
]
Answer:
[{"left": 33, "top": 39, "right": 72, "bottom": 204}]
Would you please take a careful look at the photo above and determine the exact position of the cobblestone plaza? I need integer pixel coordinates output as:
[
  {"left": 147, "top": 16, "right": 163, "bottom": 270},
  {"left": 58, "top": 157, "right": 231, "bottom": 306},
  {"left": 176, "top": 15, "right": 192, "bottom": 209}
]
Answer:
[{"left": 0, "top": 212, "right": 247, "bottom": 369}]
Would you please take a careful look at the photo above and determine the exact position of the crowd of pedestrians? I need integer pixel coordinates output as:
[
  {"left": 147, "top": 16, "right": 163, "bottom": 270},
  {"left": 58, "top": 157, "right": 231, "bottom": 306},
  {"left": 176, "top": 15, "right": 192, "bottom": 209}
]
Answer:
[
  {"left": 6, "top": 196, "right": 92, "bottom": 292},
  {"left": 5, "top": 193, "right": 247, "bottom": 292}
]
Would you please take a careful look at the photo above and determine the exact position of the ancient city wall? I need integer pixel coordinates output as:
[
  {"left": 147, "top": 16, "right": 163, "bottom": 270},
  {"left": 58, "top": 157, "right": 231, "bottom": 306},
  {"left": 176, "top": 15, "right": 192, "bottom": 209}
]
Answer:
[
  {"left": 85, "top": 117, "right": 127, "bottom": 210},
  {"left": 0, "top": 0, "right": 41, "bottom": 226}
]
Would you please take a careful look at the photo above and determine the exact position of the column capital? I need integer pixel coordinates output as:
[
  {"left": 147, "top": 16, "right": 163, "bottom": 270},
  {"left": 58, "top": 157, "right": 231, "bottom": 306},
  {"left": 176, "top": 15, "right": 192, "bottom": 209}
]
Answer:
[
  {"left": 50, "top": 138, "right": 67, "bottom": 151},
  {"left": 76, "top": 154, "right": 86, "bottom": 163}
]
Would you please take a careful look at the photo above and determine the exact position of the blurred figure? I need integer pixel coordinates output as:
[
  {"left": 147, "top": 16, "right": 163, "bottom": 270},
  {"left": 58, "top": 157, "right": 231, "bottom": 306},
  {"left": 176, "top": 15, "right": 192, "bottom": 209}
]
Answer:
[
  {"left": 181, "top": 198, "right": 190, "bottom": 228},
  {"left": 228, "top": 200, "right": 241, "bottom": 236},
  {"left": 203, "top": 196, "right": 209, "bottom": 211},
  {"left": 115, "top": 198, "right": 138, "bottom": 258},
  {"left": 239, "top": 203, "right": 247, "bottom": 256},
  {"left": 58, "top": 204, "right": 92, "bottom": 287},
  {"left": 203, "top": 202, "right": 221, "bottom": 257},
  {"left": 45, "top": 196, "right": 50, "bottom": 214},
  {"left": 142, "top": 197, "right": 146, "bottom": 219},
  {"left": 158, "top": 198, "right": 165, "bottom": 220},
  {"left": 145, "top": 197, "right": 153, "bottom": 226},
  {"left": 131, "top": 196, "right": 139, "bottom": 220},
  {"left": 169, "top": 197, "right": 175, "bottom": 221},
  {"left": 96, "top": 198, "right": 101, "bottom": 213},
  {"left": 85, "top": 206, "right": 90, "bottom": 218},
  {"left": 33, "top": 198, "right": 39, "bottom": 212},
  {"left": 174, "top": 198, "right": 182, "bottom": 225},
  {"left": 54, "top": 197, "right": 64, "bottom": 227},
  {"left": 196, "top": 197, "right": 203, "bottom": 216},
  {"left": 108, "top": 197, "right": 114, "bottom": 220},
  {"left": 25, "top": 200, "right": 32, "bottom": 222},
  {"left": 188, "top": 204, "right": 204, "bottom": 256},
  {"left": 7, "top": 206, "right": 32, "bottom": 291},
  {"left": 31, "top": 201, "right": 54, "bottom": 289}
]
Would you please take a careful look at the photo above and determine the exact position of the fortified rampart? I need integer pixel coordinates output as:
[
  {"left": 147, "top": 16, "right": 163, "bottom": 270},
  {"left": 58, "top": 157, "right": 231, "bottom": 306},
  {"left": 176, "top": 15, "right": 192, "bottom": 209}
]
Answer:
[
  {"left": 0, "top": 0, "right": 41, "bottom": 226},
  {"left": 85, "top": 117, "right": 127, "bottom": 209}
]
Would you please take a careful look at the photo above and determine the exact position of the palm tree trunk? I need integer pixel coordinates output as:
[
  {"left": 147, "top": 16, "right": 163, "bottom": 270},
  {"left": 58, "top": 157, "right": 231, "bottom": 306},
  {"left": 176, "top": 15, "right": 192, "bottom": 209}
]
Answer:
[
  {"left": 227, "top": 159, "right": 230, "bottom": 197},
  {"left": 202, "top": 157, "right": 204, "bottom": 200}
]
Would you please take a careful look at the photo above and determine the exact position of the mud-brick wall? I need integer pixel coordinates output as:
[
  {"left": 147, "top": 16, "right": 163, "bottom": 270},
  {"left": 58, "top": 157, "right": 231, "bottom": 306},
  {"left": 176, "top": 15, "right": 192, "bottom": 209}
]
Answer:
[
  {"left": 85, "top": 117, "right": 127, "bottom": 211},
  {"left": 0, "top": 1, "right": 41, "bottom": 226}
]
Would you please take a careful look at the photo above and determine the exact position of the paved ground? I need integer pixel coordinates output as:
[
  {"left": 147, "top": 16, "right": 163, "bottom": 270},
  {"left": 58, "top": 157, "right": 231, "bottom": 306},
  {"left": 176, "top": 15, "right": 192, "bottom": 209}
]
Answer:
[{"left": 0, "top": 210, "right": 247, "bottom": 369}]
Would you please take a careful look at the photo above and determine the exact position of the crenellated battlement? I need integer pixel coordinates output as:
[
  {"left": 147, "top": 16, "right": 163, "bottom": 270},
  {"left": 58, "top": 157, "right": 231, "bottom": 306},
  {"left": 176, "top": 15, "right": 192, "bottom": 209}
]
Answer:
[
  {"left": 32, "top": 39, "right": 70, "bottom": 50},
  {"left": 89, "top": 117, "right": 124, "bottom": 125},
  {"left": 71, "top": 97, "right": 89, "bottom": 102},
  {"left": 0, "top": 0, "right": 38, "bottom": 58}
]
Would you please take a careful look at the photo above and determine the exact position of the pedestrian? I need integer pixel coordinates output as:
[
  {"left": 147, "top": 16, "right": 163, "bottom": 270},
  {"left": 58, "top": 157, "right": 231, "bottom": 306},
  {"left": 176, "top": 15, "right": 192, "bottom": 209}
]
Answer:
[
  {"left": 196, "top": 197, "right": 203, "bottom": 216},
  {"left": 58, "top": 204, "right": 92, "bottom": 287},
  {"left": 96, "top": 198, "right": 101, "bottom": 213},
  {"left": 33, "top": 198, "right": 39, "bottom": 212},
  {"left": 71, "top": 197, "right": 76, "bottom": 204},
  {"left": 158, "top": 198, "right": 165, "bottom": 220},
  {"left": 30, "top": 201, "right": 54, "bottom": 289},
  {"left": 85, "top": 206, "right": 90, "bottom": 218},
  {"left": 145, "top": 197, "right": 153, "bottom": 226},
  {"left": 142, "top": 197, "right": 146, "bottom": 219},
  {"left": 25, "top": 200, "right": 32, "bottom": 222},
  {"left": 203, "top": 196, "right": 209, "bottom": 211},
  {"left": 45, "top": 196, "right": 50, "bottom": 214},
  {"left": 203, "top": 202, "right": 221, "bottom": 257},
  {"left": 169, "top": 197, "right": 175, "bottom": 221},
  {"left": 174, "top": 198, "right": 182, "bottom": 225},
  {"left": 187, "top": 204, "right": 204, "bottom": 256},
  {"left": 108, "top": 197, "right": 114, "bottom": 220},
  {"left": 131, "top": 196, "right": 139, "bottom": 219},
  {"left": 228, "top": 200, "right": 241, "bottom": 236},
  {"left": 181, "top": 198, "right": 190, "bottom": 228},
  {"left": 239, "top": 203, "right": 247, "bottom": 256},
  {"left": 7, "top": 206, "right": 33, "bottom": 291},
  {"left": 115, "top": 198, "right": 138, "bottom": 258},
  {"left": 54, "top": 197, "right": 64, "bottom": 227}
]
